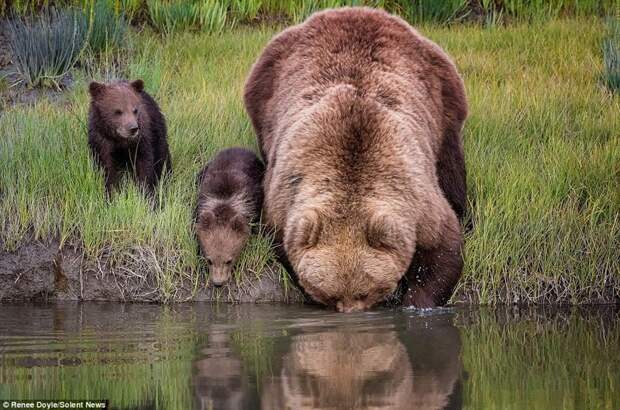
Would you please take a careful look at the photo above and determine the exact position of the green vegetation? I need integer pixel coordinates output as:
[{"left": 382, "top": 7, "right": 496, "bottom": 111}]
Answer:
[
  {"left": 86, "top": 0, "right": 129, "bottom": 53},
  {"left": 461, "top": 309, "right": 620, "bottom": 409},
  {"left": 5, "top": 1, "right": 129, "bottom": 88},
  {"left": 1, "top": 27, "right": 282, "bottom": 301},
  {"left": 3, "top": 0, "right": 619, "bottom": 25},
  {"left": 453, "top": 19, "right": 619, "bottom": 303},
  {"left": 603, "top": 18, "right": 620, "bottom": 93},
  {"left": 6, "top": 8, "right": 88, "bottom": 88},
  {"left": 146, "top": 0, "right": 201, "bottom": 34},
  {"left": 1, "top": 6, "right": 618, "bottom": 303}
]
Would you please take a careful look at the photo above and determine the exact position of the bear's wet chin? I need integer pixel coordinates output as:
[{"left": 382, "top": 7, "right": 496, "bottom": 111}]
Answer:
[{"left": 336, "top": 300, "right": 366, "bottom": 313}]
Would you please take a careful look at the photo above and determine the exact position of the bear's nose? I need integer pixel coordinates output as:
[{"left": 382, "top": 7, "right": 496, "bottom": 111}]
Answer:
[{"left": 129, "top": 126, "right": 139, "bottom": 135}]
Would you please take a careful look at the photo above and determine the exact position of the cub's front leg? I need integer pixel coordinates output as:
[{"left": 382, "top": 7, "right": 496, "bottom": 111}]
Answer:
[{"left": 133, "top": 145, "right": 157, "bottom": 197}]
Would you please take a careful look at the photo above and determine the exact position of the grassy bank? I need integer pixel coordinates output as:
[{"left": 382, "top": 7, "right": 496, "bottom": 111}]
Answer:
[{"left": 1, "top": 18, "right": 619, "bottom": 303}]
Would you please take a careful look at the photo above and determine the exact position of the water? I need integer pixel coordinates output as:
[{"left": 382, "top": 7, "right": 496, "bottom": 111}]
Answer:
[{"left": 0, "top": 303, "right": 618, "bottom": 410}]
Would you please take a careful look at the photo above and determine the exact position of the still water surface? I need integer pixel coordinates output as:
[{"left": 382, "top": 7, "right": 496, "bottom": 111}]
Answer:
[{"left": 0, "top": 303, "right": 618, "bottom": 409}]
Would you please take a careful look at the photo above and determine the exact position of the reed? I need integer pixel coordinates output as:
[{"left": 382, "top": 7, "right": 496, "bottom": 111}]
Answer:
[{"left": 6, "top": 7, "right": 88, "bottom": 88}]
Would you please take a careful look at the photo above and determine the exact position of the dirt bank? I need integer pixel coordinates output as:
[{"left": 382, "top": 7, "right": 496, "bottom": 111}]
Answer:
[{"left": 0, "top": 239, "right": 304, "bottom": 303}]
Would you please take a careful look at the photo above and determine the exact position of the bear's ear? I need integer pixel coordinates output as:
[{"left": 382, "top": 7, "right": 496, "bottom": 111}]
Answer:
[
  {"left": 196, "top": 166, "right": 208, "bottom": 187},
  {"left": 131, "top": 79, "right": 144, "bottom": 93},
  {"left": 366, "top": 213, "right": 404, "bottom": 251},
  {"left": 230, "top": 214, "right": 249, "bottom": 234},
  {"left": 88, "top": 81, "right": 105, "bottom": 98},
  {"left": 288, "top": 209, "right": 322, "bottom": 251},
  {"left": 198, "top": 210, "right": 215, "bottom": 229}
]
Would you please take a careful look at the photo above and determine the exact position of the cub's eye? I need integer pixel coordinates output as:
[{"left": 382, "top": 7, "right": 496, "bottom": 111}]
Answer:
[
  {"left": 225, "top": 260, "right": 232, "bottom": 265},
  {"left": 114, "top": 109, "right": 122, "bottom": 115},
  {"left": 132, "top": 108, "right": 138, "bottom": 114},
  {"left": 206, "top": 258, "right": 213, "bottom": 265}
]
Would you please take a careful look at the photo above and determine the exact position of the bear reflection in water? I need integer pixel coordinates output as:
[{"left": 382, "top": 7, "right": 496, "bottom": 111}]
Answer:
[
  {"left": 192, "top": 315, "right": 463, "bottom": 410},
  {"left": 192, "top": 329, "right": 249, "bottom": 410}
]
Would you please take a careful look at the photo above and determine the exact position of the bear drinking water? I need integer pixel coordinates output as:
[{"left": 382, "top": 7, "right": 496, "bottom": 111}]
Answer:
[
  {"left": 195, "top": 148, "right": 264, "bottom": 286},
  {"left": 88, "top": 79, "right": 171, "bottom": 197},
  {"left": 244, "top": 8, "right": 468, "bottom": 311}
]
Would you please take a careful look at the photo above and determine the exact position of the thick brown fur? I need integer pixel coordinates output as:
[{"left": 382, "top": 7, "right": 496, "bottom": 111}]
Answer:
[
  {"left": 262, "top": 315, "right": 462, "bottom": 409},
  {"left": 195, "top": 147, "right": 265, "bottom": 286},
  {"left": 88, "top": 79, "right": 171, "bottom": 197},
  {"left": 244, "top": 7, "right": 467, "bottom": 311}
]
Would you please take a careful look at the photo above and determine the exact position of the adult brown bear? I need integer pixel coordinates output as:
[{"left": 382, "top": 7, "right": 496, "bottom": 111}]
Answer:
[{"left": 244, "top": 7, "right": 467, "bottom": 312}]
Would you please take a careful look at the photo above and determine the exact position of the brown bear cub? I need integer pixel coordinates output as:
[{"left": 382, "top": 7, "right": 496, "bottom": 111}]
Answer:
[
  {"left": 88, "top": 79, "right": 171, "bottom": 197},
  {"left": 244, "top": 8, "right": 468, "bottom": 312},
  {"left": 195, "top": 148, "right": 264, "bottom": 286}
]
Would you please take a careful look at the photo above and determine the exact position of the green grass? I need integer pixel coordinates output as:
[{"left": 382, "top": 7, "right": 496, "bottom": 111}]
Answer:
[
  {"left": 6, "top": 8, "right": 88, "bottom": 88},
  {"left": 447, "top": 20, "right": 620, "bottom": 303},
  {"left": 1, "top": 18, "right": 619, "bottom": 303},
  {"left": 0, "top": 27, "right": 282, "bottom": 300},
  {"left": 84, "top": 0, "right": 129, "bottom": 53},
  {"left": 603, "top": 17, "right": 620, "bottom": 93},
  {"left": 3, "top": 0, "right": 619, "bottom": 24}
]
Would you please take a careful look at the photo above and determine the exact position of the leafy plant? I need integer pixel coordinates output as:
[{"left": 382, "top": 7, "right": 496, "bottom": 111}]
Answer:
[
  {"left": 117, "top": 0, "right": 145, "bottom": 22},
  {"left": 479, "top": 0, "right": 503, "bottom": 27},
  {"left": 4, "top": 0, "right": 63, "bottom": 16},
  {"left": 603, "top": 18, "right": 620, "bottom": 93},
  {"left": 6, "top": 8, "right": 88, "bottom": 88},
  {"left": 502, "top": 0, "right": 565, "bottom": 22},
  {"left": 400, "top": 0, "right": 469, "bottom": 25},
  {"left": 147, "top": 0, "right": 199, "bottom": 34},
  {"left": 85, "top": 0, "right": 129, "bottom": 53},
  {"left": 197, "top": 0, "right": 228, "bottom": 33},
  {"left": 284, "top": 0, "right": 362, "bottom": 23},
  {"left": 231, "top": 0, "right": 262, "bottom": 21}
]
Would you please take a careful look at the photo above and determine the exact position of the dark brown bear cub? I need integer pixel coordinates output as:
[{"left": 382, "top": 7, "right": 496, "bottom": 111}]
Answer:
[
  {"left": 195, "top": 148, "right": 264, "bottom": 286},
  {"left": 88, "top": 79, "right": 171, "bottom": 197}
]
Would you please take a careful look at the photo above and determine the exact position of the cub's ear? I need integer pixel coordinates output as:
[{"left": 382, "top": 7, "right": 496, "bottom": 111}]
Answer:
[
  {"left": 131, "top": 79, "right": 144, "bottom": 93},
  {"left": 230, "top": 214, "right": 249, "bottom": 234},
  {"left": 287, "top": 209, "right": 322, "bottom": 252},
  {"left": 366, "top": 214, "right": 404, "bottom": 251},
  {"left": 197, "top": 210, "right": 215, "bottom": 228},
  {"left": 196, "top": 166, "right": 208, "bottom": 187},
  {"left": 88, "top": 81, "right": 105, "bottom": 98}
]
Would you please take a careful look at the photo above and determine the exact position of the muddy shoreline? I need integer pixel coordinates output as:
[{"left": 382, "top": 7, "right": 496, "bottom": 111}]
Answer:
[
  {"left": 0, "top": 239, "right": 304, "bottom": 303},
  {"left": 2, "top": 239, "right": 619, "bottom": 305}
]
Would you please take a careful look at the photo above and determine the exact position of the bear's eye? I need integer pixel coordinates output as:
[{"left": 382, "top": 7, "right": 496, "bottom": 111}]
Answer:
[
  {"left": 225, "top": 260, "right": 232, "bottom": 265},
  {"left": 206, "top": 258, "right": 213, "bottom": 265},
  {"left": 132, "top": 108, "right": 138, "bottom": 114},
  {"left": 114, "top": 109, "right": 122, "bottom": 116}
]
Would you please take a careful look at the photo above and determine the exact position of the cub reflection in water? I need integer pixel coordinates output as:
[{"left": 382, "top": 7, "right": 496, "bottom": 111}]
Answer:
[
  {"left": 192, "top": 328, "right": 252, "bottom": 410},
  {"left": 262, "top": 315, "right": 463, "bottom": 410}
]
